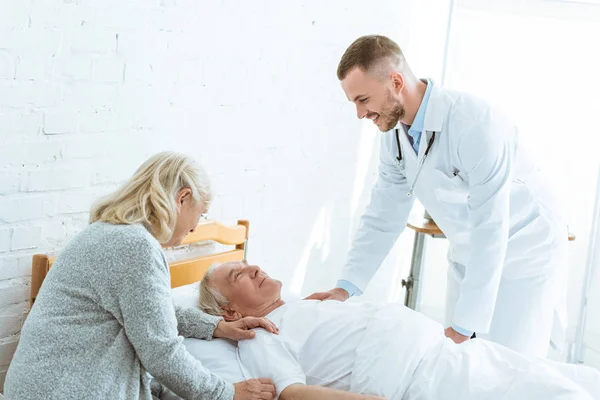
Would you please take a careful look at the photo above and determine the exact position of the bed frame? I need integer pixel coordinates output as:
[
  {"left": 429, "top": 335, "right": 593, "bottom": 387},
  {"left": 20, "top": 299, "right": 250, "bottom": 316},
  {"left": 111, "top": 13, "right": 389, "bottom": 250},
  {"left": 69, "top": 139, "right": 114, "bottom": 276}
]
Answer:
[{"left": 30, "top": 219, "right": 249, "bottom": 306}]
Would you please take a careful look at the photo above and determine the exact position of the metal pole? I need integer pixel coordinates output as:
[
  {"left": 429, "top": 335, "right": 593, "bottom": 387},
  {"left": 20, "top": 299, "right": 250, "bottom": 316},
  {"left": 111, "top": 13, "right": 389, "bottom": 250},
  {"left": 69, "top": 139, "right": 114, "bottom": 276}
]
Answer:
[
  {"left": 404, "top": 231, "right": 428, "bottom": 310},
  {"left": 569, "top": 164, "right": 600, "bottom": 363}
]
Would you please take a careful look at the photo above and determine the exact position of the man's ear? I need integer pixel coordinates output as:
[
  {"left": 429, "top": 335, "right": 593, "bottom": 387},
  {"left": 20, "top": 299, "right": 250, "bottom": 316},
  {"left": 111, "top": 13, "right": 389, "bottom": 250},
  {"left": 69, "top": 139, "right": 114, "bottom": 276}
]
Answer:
[
  {"left": 390, "top": 71, "right": 405, "bottom": 93},
  {"left": 221, "top": 306, "right": 243, "bottom": 322}
]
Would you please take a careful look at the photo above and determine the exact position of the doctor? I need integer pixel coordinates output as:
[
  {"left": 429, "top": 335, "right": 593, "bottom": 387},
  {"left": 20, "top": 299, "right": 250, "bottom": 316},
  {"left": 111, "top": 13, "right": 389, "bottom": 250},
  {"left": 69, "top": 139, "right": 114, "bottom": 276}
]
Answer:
[{"left": 307, "top": 35, "right": 568, "bottom": 358}]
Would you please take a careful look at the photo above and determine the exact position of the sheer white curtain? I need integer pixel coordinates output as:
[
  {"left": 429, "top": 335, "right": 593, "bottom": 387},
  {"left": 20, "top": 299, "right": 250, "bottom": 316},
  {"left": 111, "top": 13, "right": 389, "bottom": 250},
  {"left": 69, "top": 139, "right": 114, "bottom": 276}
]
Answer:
[{"left": 418, "top": 0, "right": 600, "bottom": 365}]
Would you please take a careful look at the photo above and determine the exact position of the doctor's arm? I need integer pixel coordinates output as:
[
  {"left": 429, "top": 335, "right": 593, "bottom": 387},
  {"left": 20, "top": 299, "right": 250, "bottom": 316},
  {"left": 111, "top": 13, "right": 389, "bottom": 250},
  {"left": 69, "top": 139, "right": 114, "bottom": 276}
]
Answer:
[
  {"left": 338, "top": 137, "right": 415, "bottom": 294},
  {"left": 306, "top": 137, "right": 414, "bottom": 300},
  {"left": 280, "top": 385, "right": 386, "bottom": 400},
  {"left": 451, "top": 115, "right": 514, "bottom": 335}
]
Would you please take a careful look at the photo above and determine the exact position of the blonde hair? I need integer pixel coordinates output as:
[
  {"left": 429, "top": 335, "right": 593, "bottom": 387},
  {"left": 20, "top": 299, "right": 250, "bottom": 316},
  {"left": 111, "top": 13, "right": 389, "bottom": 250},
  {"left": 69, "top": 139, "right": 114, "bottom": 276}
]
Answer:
[
  {"left": 337, "top": 35, "right": 406, "bottom": 81},
  {"left": 90, "top": 151, "right": 212, "bottom": 244},
  {"left": 199, "top": 262, "right": 238, "bottom": 316}
]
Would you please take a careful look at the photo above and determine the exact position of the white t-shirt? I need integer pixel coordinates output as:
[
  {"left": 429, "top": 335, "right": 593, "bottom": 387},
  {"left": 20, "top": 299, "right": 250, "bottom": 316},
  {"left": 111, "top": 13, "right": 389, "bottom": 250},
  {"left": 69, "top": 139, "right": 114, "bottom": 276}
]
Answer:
[{"left": 237, "top": 299, "right": 383, "bottom": 398}]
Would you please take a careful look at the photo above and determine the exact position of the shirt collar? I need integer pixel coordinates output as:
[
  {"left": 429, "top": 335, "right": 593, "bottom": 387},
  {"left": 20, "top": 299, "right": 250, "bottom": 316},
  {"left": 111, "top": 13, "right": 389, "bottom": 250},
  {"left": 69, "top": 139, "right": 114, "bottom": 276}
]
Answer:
[{"left": 408, "top": 78, "right": 432, "bottom": 134}]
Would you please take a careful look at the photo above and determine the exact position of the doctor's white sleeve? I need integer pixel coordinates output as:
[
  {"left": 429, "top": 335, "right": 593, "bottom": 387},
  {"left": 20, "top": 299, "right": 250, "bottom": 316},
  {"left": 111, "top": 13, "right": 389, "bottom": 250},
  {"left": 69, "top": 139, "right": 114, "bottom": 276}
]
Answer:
[
  {"left": 339, "top": 133, "right": 415, "bottom": 293},
  {"left": 452, "top": 112, "right": 514, "bottom": 334}
]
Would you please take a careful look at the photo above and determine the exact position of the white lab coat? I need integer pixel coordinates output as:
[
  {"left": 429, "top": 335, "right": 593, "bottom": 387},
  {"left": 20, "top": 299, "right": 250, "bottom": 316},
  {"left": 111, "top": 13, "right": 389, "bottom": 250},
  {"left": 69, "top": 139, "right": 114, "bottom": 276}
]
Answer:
[{"left": 341, "top": 83, "right": 568, "bottom": 357}]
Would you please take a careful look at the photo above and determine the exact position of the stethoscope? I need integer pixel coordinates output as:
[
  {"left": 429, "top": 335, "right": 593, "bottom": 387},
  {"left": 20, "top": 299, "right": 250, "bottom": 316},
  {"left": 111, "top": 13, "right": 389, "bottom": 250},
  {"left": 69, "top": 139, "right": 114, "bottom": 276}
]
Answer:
[{"left": 394, "top": 128, "right": 437, "bottom": 197}]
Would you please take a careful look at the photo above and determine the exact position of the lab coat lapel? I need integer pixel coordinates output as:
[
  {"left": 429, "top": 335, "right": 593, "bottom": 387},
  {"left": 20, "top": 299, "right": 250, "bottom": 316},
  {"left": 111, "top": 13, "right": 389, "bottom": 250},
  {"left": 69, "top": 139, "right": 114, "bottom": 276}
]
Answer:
[
  {"left": 395, "top": 126, "right": 418, "bottom": 185},
  {"left": 416, "top": 84, "right": 444, "bottom": 162},
  {"left": 417, "top": 130, "right": 434, "bottom": 161},
  {"left": 423, "top": 84, "right": 445, "bottom": 133}
]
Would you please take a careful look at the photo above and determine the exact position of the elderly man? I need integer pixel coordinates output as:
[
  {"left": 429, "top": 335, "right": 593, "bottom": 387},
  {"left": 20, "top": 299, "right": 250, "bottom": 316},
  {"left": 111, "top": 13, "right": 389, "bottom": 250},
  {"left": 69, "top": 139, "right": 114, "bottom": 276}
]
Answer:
[{"left": 199, "top": 261, "right": 600, "bottom": 400}]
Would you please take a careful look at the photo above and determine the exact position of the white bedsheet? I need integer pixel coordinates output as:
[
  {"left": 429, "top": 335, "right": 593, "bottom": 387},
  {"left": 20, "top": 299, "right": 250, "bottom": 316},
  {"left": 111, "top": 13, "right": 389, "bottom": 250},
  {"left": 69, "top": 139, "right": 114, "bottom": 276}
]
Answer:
[
  {"left": 237, "top": 300, "right": 600, "bottom": 400},
  {"left": 351, "top": 304, "right": 600, "bottom": 399},
  {"left": 401, "top": 339, "right": 600, "bottom": 400}
]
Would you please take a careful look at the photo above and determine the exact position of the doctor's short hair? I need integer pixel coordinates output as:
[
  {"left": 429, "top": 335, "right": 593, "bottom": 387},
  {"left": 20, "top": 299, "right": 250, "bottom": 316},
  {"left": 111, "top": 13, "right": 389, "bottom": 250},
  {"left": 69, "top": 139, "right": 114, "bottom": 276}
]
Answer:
[
  {"left": 337, "top": 35, "right": 407, "bottom": 81},
  {"left": 89, "top": 151, "right": 212, "bottom": 244},
  {"left": 199, "top": 262, "right": 234, "bottom": 316}
]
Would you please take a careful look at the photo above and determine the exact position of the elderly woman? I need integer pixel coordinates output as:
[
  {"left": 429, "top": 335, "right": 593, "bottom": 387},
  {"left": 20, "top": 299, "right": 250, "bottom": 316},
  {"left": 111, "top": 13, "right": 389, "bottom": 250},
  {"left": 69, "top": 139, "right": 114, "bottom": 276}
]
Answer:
[{"left": 5, "top": 152, "right": 277, "bottom": 400}]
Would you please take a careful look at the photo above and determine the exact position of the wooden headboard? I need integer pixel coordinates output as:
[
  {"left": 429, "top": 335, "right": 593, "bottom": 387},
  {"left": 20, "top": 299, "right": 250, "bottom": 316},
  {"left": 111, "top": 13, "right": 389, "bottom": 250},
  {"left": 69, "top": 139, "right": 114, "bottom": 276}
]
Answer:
[{"left": 30, "top": 219, "right": 249, "bottom": 306}]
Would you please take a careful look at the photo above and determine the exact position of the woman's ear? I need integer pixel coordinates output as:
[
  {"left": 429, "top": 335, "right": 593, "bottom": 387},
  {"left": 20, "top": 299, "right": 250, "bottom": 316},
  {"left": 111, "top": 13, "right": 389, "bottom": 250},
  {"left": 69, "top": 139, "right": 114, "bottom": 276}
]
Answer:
[{"left": 177, "top": 188, "right": 192, "bottom": 206}]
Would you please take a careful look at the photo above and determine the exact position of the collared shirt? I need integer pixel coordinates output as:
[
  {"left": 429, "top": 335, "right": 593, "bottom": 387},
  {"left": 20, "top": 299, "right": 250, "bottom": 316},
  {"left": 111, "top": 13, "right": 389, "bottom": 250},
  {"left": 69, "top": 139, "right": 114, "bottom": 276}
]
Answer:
[{"left": 401, "top": 78, "right": 433, "bottom": 154}]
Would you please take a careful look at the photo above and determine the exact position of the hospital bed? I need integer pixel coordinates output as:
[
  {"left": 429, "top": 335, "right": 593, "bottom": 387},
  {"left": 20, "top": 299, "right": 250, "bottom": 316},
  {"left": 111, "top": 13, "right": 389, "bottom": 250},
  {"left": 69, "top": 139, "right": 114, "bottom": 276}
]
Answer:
[{"left": 29, "top": 219, "right": 599, "bottom": 400}]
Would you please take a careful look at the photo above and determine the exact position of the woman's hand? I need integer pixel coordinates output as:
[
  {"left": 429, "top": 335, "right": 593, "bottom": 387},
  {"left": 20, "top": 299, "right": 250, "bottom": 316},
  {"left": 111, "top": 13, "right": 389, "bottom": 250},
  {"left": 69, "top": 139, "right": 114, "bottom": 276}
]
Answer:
[
  {"left": 234, "top": 378, "right": 276, "bottom": 400},
  {"left": 214, "top": 317, "right": 279, "bottom": 340}
]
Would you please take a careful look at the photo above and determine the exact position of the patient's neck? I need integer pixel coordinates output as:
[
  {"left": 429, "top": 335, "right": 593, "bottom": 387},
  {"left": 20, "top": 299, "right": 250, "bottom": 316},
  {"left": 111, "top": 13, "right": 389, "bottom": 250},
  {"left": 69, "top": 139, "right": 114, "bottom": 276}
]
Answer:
[{"left": 250, "top": 298, "right": 285, "bottom": 318}]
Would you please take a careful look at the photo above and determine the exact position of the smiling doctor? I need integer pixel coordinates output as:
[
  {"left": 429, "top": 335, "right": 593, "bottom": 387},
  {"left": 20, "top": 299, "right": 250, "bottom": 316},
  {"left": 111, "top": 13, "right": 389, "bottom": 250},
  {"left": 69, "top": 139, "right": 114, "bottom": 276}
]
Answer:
[{"left": 307, "top": 35, "right": 568, "bottom": 358}]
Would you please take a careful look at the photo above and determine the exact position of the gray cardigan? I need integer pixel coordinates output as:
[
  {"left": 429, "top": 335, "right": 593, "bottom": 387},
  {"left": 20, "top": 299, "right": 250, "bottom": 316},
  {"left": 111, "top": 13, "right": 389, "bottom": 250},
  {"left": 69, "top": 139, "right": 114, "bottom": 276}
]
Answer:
[{"left": 4, "top": 222, "right": 235, "bottom": 400}]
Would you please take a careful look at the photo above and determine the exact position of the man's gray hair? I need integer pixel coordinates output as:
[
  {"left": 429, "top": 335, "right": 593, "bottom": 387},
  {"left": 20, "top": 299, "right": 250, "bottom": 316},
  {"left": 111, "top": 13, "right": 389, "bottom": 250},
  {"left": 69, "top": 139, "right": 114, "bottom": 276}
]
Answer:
[{"left": 198, "top": 262, "right": 237, "bottom": 316}]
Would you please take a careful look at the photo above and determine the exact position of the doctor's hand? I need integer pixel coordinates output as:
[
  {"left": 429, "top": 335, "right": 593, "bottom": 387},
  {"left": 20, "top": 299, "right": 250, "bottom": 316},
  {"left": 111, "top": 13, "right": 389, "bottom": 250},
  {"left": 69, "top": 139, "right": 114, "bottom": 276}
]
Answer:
[
  {"left": 304, "top": 288, "right": 349, "bottom": 302},
  {"left": 444, "top": 326, "right": 470, "bottom": 344},
  {"left": 214, "top": 317, "right": 279, "bottom": 341},
  {"left": 234, "top": 378, "right": 276, "bottom": 400}
]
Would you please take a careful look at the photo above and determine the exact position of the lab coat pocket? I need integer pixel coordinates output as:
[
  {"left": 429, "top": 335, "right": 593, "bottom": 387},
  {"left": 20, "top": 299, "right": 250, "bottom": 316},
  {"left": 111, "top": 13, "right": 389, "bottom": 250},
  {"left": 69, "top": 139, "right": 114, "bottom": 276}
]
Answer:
[
  {"left": 428, "top": 169, "right": 469, "bottom": 225},
  {"left": 432, "top": 169, "right": 468, "bottom": 202},
  {"left": 449, "top": 173, "right": 467, "bottom": 187}
]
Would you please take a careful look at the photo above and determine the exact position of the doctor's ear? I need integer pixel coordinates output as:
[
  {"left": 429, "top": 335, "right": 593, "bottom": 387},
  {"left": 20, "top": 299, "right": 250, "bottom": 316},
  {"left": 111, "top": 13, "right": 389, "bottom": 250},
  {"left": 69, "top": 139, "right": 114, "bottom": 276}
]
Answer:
[{"left": 390, "top": 71, "right": 405, "bottom": 92}]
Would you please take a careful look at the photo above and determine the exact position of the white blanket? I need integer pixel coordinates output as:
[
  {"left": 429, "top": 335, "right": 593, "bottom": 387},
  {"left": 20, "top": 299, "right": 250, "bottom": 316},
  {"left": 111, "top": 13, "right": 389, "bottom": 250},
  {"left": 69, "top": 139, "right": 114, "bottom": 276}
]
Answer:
[
  {"left": 350, "top": 304, "right": 600, "bottom": 399},
  {"left": 236, "top": 300, "right": 600, "bottom": 399},
  {"left": 404, "top": 340, "right": 600, "bottom": 400}
]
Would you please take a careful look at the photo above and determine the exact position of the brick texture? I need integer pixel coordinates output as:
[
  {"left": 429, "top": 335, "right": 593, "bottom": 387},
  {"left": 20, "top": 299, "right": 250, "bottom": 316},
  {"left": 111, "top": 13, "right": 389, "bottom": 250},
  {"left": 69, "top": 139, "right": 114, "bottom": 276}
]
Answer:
[{"left": 0, "top": 0, "right": 422, "bottom": 391}]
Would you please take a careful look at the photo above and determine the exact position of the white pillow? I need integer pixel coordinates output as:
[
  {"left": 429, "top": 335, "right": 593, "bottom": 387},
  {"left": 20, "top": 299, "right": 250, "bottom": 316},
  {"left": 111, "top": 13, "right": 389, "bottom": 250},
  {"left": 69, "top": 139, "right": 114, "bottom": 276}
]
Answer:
[{"left": 171, "top": 281, "right": 201, "bottom": 309}]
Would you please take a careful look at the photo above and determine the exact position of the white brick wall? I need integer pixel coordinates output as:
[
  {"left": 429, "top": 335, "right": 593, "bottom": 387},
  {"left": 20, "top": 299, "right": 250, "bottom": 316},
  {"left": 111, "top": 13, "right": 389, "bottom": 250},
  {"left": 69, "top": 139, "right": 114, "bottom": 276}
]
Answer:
[
  {"left": 0, "top": 0, "right": 442, "bottom": 391},
  {"left": 0, "top": 230, "right": 10, "bottom": 254}
]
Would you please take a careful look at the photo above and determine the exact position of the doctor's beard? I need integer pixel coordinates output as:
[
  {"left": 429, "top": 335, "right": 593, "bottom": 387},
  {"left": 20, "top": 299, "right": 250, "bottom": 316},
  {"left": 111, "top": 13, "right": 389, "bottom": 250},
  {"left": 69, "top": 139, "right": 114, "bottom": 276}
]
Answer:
[{"left": 370, "top": 90, "right": 405, "bottom": 132}]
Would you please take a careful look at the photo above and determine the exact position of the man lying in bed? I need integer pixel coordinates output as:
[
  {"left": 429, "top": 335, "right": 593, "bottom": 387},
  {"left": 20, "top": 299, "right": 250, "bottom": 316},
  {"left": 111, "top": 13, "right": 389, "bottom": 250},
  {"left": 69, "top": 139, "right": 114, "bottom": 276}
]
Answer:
[{"left": 198, "top": 261, "right": 600, "bottom": 400}]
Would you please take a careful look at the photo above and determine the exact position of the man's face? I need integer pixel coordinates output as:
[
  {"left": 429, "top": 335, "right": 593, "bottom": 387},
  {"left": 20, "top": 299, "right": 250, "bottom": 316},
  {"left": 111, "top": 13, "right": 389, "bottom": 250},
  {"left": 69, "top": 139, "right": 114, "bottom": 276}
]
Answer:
[
  {"left": 212, "top": 261, "right": 282, "bottom": 318},
  {"left": 341, "top": 67, "right": 405, "bottom": 132}
]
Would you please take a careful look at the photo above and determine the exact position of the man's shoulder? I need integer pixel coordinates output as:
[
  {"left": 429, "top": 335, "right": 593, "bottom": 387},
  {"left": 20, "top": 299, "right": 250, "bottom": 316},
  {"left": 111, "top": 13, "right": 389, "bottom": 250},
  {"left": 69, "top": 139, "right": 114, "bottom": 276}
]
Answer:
[
  {"left": 435, "top": 89, "right": 515, "bottom": 138},
  {"left": 237, "top": 327, "right": 305, "bottom": 390},
  {"left": 442, "top": 88, "right": 511, "bottom": 122},
  {"left": 237, "top": 327, "right": 292, "bottom": 360},
  {"left": 242, "top": 327, "right": 286, "bottom": 346}
]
